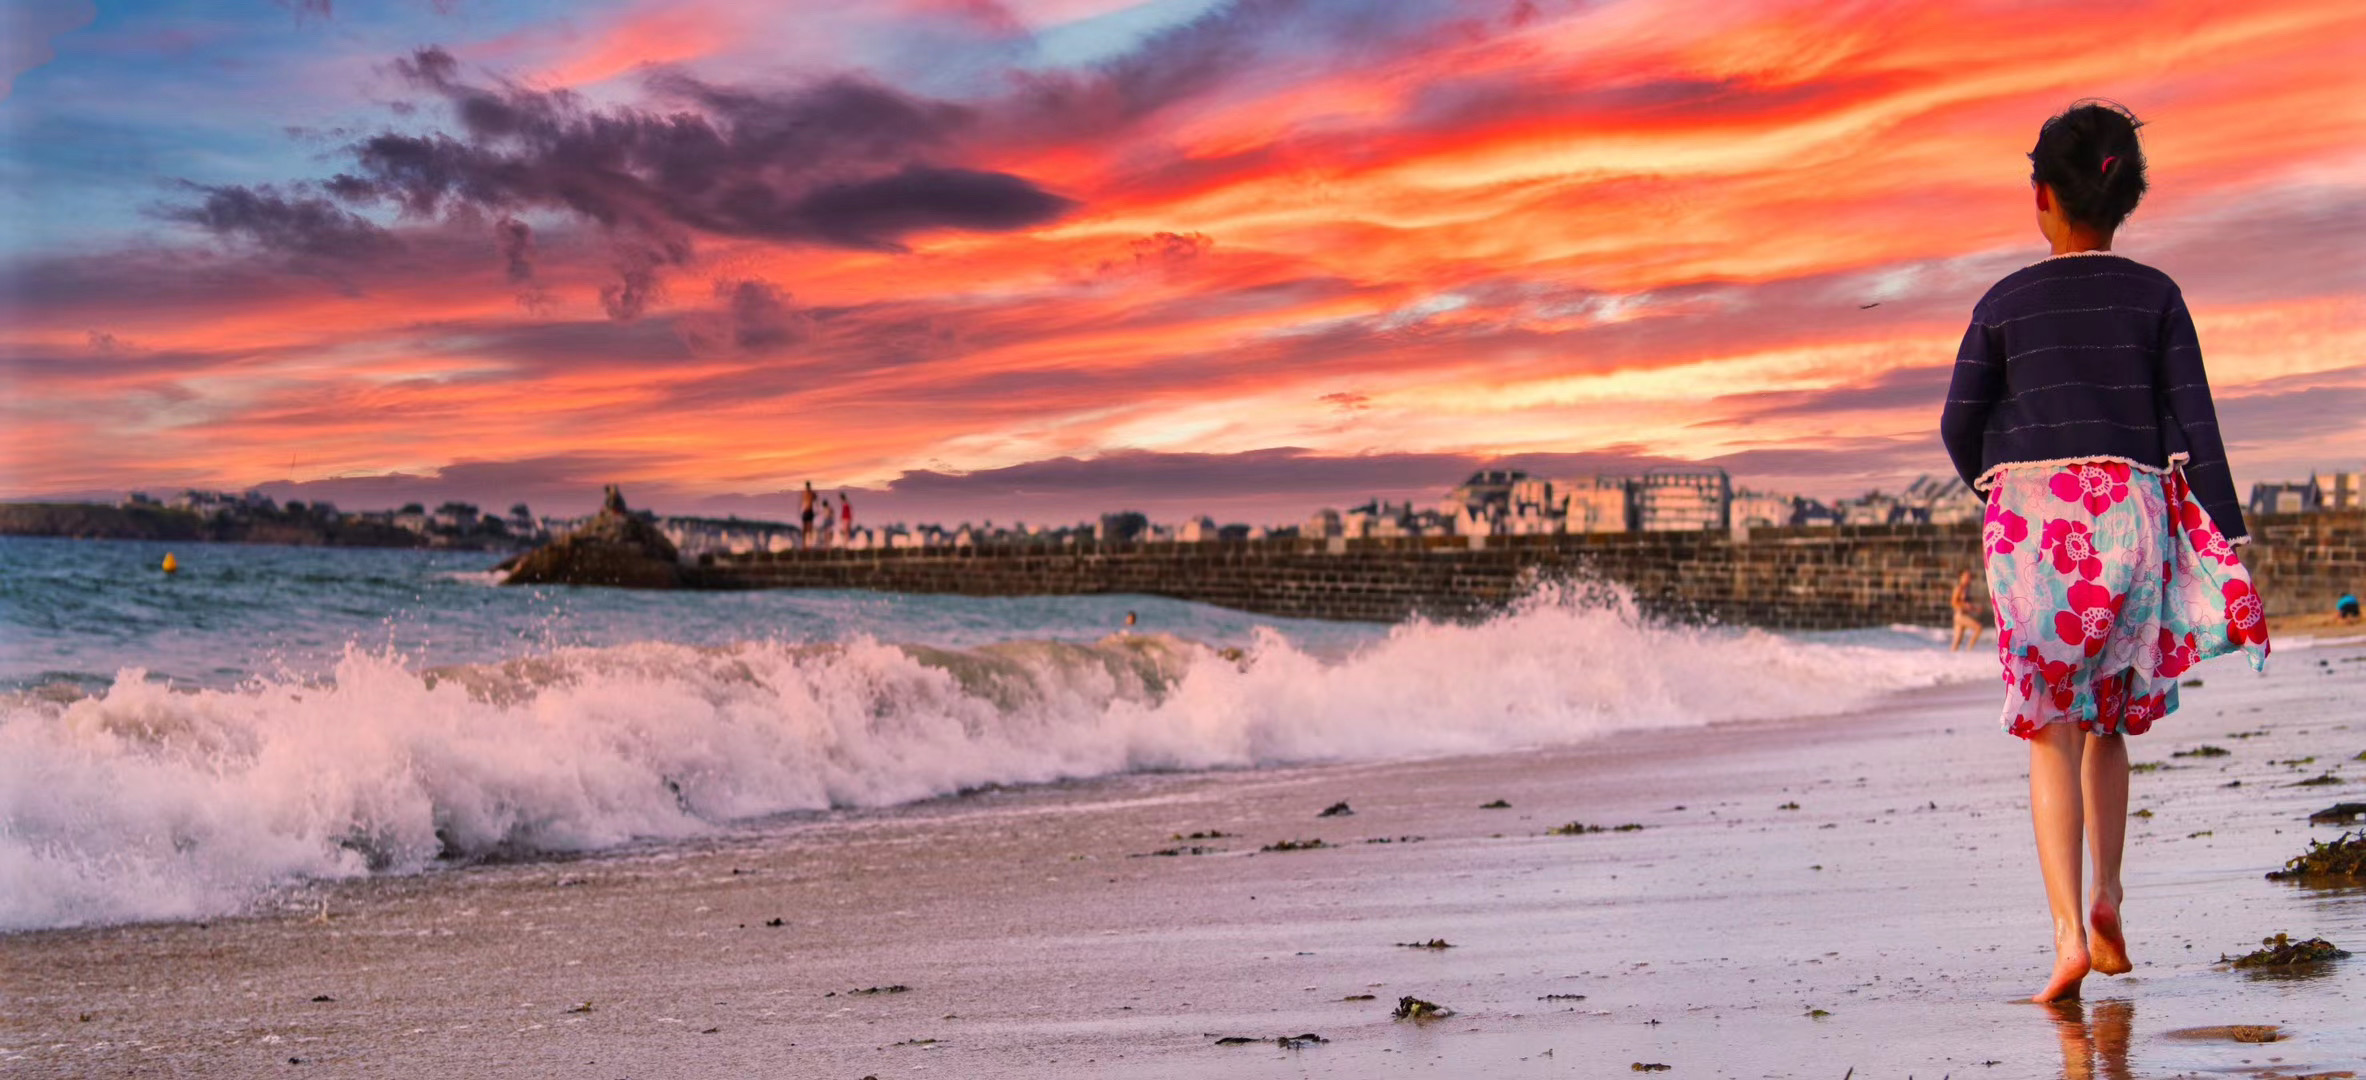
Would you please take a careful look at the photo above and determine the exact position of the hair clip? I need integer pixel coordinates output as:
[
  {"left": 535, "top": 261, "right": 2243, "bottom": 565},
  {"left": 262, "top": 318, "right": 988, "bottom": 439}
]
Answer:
[{"left": 2100, "top": 155, "right": 2119, "bottom": 175}]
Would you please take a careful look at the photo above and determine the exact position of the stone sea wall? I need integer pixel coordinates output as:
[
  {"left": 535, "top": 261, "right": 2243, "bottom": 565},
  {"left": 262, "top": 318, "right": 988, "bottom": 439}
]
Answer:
[{"left": 688, "top": 511, "right": 2361, "bottom": 629}]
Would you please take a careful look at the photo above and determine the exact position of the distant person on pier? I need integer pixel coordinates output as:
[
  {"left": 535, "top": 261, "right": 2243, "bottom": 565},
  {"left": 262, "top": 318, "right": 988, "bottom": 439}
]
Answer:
[
  {"left": 1938, "top": 101, "right": 2268, "bottom": 1004},
  {"left": 799, "top": 482, "right": 817, "bottom": 549},
  {"left": 1949, "top": 570, "right": 1986, "bottom": 652},
  {"left": 840, "top": 490, "right": 854, "bottom": 544},
  {"left": 817, "top": 497, "right": 835, "bottom": 549}
]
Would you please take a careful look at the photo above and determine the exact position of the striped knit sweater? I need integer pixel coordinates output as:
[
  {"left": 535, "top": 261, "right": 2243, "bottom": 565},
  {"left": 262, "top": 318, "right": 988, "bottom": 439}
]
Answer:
[{"left": 1940, "top": 251, "right": 2247, "bottom": 544}]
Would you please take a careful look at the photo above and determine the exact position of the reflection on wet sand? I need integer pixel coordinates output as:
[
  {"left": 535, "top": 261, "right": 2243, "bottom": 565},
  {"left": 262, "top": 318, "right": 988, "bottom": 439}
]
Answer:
[{"left": 2048, "top": 999, "right": 2133, "bottom": 1080}]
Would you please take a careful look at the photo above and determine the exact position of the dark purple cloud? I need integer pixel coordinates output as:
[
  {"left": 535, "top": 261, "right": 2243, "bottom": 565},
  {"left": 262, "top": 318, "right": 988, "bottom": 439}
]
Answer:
[
  {"left": 493, "top": 215, "right": 533, "bottom": 283},
  {"left": 333, "top": 49, "right": 1069, "bottom": 273},
  {"left": 713, "top": 279, "right": 807, "bottom": 350},
  {"left": 144, "top": 45, "right": 1074, "bottom": 318},
  {"left": 155, "top": 182, "right": 394, "bottom": 261},
  {"left": 2216, "top": 365, "right": 2366, "bottom": 446}
]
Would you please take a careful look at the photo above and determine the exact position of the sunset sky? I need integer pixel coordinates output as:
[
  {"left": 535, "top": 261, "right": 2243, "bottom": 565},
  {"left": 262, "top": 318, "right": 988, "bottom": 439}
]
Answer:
[{"left": 2, "top": 0, "right": 2361, "bottom": 524}]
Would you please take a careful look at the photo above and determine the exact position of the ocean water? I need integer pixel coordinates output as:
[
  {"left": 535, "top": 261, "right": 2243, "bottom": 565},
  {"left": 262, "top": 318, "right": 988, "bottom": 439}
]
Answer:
[{"left": 0, "top": 536, "right": 1988, "bottom": 931}]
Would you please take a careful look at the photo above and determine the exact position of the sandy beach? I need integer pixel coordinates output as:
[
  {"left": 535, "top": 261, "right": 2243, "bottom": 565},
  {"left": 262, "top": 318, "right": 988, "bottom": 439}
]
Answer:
[{"left": 6, "top": 638, "right": 2362, "bottom": 1079}]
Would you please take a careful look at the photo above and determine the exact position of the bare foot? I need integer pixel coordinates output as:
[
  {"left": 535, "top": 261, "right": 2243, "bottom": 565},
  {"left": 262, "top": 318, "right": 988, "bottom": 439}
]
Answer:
[
  {"left": 2090, "top": 895, "right": 2131, "bottom": 976},
  {"left": 2033, "top": 932, "right": 2091, "bottom": 1003}
]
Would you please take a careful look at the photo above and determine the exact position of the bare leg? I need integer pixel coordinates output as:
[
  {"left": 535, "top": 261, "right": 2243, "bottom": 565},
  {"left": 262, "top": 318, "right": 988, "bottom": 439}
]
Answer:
[
  {"left": 2084, "top": 731, "right": 2132, "bottom": 975},
  {"left": 2029, "top": 722, "right": 2091, "bottom": 1002}
]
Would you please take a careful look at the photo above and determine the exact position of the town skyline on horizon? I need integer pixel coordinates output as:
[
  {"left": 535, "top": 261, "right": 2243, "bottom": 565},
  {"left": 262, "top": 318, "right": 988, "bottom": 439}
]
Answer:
[{"left": 5, "top": 2, "right": 2363, "bottom": 525}]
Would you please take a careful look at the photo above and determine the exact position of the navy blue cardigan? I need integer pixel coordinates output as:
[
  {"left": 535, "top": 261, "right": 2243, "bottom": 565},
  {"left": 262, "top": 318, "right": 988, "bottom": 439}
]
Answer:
[{"left": 1940, "top": 253, "right": 2246, "bottom": 544}]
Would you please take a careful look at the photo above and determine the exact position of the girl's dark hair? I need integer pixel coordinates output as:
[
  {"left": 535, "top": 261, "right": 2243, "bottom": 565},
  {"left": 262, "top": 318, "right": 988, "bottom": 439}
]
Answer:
[{"left": 2028, "top": 100, "right": 2147, "bottom": 230}]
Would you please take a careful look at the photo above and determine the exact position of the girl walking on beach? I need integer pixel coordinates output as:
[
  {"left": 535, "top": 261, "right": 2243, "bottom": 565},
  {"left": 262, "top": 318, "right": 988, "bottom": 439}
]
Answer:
[{"left": 1939, "top": 102, "right": 2270, "bottom": 1003}]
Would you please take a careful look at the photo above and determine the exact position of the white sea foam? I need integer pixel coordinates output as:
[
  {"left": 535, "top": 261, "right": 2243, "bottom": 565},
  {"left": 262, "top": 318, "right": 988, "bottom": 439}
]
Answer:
[{"left": 0, "top": 586, "right": 1987, "bottom": 931}]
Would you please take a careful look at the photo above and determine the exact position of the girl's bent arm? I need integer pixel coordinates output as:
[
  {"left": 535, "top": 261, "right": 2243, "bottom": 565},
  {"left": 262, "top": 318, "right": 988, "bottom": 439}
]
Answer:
[
  {"left": 1940, "top": 315, "right": 2004, "bottom": 492},
  {"left": 2159, "top": 296, "right": 2249, "bottom": 544}
]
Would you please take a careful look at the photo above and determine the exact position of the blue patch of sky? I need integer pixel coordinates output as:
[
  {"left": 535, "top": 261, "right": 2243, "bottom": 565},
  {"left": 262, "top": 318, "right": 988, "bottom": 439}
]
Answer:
[
  {"left": 1, "top": 0, "right": 621, "bottom": 254},
  {"left": 1025, "top": 0, "right": 1229, "bottom": 70}
]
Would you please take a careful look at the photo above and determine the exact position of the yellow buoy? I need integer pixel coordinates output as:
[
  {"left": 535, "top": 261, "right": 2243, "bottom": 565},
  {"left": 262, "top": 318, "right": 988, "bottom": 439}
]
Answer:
[{"left": 161, "top": 552, "right": 179, "bottom": 574}]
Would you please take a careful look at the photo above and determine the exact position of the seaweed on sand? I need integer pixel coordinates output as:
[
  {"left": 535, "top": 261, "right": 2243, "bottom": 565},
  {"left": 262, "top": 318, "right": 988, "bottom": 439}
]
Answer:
[
  {"left": 2265, "top": 831, "right": 2366, "bottom": 881},
  {"left": 1213, "top": 1033, "right": 1327, "bottom": 1048},
  {"left": 1548, "top": 821, "right": 1645, "bottom": 835},
  {"left": 2223, "top": 933, "right": 2351, "bottom": 968},
  {"left": 2172, "top": 745, "right": 2230, "bottom": 758},
  {"left": 1395, "top": 939, "right": 1453, "bottom": 949},
  {"left": 1260, "top": 838, "right": 1327, "bottom": 852},
  {"left": 1392, "top": 996, "right": 1453, "bottom": 1020}
]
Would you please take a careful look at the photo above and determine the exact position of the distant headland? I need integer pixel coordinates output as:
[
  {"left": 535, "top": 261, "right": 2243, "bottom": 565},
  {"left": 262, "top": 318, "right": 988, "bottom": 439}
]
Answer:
[{"left": 0, "top": 492, "right": 514, "bottom": 550}]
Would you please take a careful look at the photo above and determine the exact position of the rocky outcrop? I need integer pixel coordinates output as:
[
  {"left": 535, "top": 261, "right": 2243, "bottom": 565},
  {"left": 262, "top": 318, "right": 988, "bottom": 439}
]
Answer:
[{"left": 498, "top": 486, "right": 683, "bottom": 588}]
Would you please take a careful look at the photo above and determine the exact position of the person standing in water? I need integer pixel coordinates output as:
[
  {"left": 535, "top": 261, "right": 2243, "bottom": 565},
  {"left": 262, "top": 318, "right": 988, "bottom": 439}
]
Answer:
[
  {"left": 1949, "top": 570, "right": 1986, "bottom": 652},
  {"left": 1940, "top": 101, "right": 2268, "bottom": 1003},
  {"left": 799, "top": 482, "right": 817, "bottom": 549}
]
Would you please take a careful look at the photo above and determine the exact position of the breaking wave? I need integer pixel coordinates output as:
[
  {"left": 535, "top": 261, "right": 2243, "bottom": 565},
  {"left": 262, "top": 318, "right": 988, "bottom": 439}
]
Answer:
[{"left": 0, "top": 585, "right": 1984, "bottom": 931}]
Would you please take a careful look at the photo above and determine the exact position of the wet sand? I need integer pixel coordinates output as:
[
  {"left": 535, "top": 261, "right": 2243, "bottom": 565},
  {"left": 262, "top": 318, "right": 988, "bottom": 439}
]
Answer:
[{"left": 6, "top": 640, "right": 2363, "bottom": 1078}]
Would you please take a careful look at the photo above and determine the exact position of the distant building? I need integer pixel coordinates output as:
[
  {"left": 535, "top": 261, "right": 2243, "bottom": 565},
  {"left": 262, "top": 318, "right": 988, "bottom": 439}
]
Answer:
[
  {"left": 1563, "top": 477, "right": 1631, "bottom": 533},
  {"left": 1730, "top": 490, "right": 1795, "bottom": 529},
  {"left": 1340, "top": 499, "right": 1437, "bottom": 538},
  {"left": 1902, "top": 475, "right": 1983, "bottom": 525},
  {"left": 1792, "top": 498, "right": 1841, "bottom": 528},
  {"left": 1304, "top": 508, "right": 1343, "bottom": 539},
  {"left": 1835, "top": 491, "right": 1904, "bottom": 526},
  {"left": 2327, "top": 471, "right": 2365, "bottom": 512},
  {"left": 1443, "top": 470, "right": 1524, "bottom": 519},
  {"left": 1096, "top": 511, "right": 1148, "bottom": 543},
  {"left": 2249, "top": 478, "right": 2322, "bottom": 516},
  {"left": 1632, "top": 467, "right": 1730, "bottom": 532},
  {"left": 1180, "top": 515, "right": 1219, "bottom": 543},
  {"left": 170, "top": 489, "right": 241, "bottom": 518}
]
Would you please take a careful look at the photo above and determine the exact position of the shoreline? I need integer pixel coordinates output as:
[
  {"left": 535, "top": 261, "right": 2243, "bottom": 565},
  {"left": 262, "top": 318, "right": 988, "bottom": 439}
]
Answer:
[{"left": 5, "top": 645, "right": 2361, "bottom": 1078}]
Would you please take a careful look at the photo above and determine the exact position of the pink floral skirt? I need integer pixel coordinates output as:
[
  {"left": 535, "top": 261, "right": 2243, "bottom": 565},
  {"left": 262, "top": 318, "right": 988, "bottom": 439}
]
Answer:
[{"left": 1981, "top": 461, "right": 2270, "bottom": 739}]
